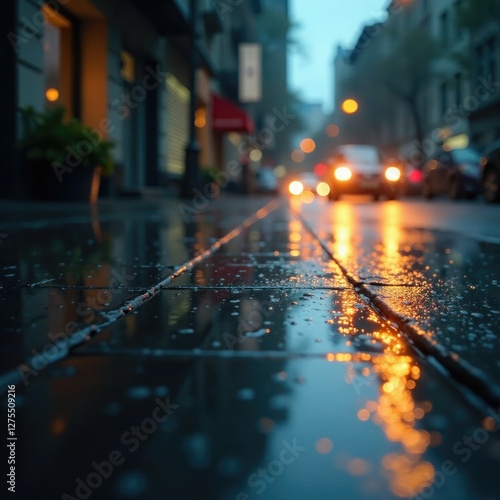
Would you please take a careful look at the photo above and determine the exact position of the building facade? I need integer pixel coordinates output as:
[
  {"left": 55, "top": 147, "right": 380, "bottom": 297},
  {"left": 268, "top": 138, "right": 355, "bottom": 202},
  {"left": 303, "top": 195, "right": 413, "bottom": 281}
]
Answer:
[
  {"left": 333, "top": 0, "right": 500, "bottom": 162},
  {"left": 0, "top": 0, "right": 266, "bottom": 200}
]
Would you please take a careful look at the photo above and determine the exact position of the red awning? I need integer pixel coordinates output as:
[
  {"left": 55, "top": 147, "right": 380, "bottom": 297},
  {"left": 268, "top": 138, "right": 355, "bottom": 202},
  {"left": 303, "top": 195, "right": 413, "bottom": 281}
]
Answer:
[{"left": 211, "top": 93, "right": 255, "bottom": 135}]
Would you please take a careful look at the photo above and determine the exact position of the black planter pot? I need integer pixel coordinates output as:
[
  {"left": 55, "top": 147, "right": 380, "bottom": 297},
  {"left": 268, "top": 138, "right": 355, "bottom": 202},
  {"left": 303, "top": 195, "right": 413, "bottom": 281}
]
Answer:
[{"left": 24, "top": 159, "right": 101, "bottom": 202}]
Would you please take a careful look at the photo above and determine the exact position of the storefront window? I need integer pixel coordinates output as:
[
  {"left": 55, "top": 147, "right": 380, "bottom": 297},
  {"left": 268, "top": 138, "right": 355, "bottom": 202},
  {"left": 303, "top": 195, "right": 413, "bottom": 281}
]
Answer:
[{"left": 42, "top": 5, "right": 75, "bottom": 115}]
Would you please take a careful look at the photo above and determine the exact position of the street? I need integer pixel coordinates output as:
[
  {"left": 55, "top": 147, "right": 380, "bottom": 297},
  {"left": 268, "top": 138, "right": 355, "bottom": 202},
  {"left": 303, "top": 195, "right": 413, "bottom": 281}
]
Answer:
[
  {"left": 3, "top": 0, "right": 500, "bottom": 498},
  {"left": 1, "top": 195, "right": 500, "bottom": 499}
]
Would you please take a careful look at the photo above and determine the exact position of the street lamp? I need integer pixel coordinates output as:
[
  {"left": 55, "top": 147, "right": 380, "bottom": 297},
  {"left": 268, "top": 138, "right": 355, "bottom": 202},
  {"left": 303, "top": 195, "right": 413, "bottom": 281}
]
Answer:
[
  {"left": 300, "top": 138, "right": 316, "bottom": 154},
  {"left": 181, "top": 0, "right": 201, "bottom": 198},
  {"left": 341, "top": 99, "right": 359, "bottom": 114}
]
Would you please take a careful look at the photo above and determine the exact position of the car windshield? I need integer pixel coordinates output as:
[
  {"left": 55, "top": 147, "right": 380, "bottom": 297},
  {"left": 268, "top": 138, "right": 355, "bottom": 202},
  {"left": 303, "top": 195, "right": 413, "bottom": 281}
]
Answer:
[
  {"left": 341, "top": 146, "right": 380, "bottom": 164},
  {"left": 452, "top": 149, "right": 481, "bottom": 164},
  {"left": 300, "top": 173, "right": 318, "bottom": 183}
]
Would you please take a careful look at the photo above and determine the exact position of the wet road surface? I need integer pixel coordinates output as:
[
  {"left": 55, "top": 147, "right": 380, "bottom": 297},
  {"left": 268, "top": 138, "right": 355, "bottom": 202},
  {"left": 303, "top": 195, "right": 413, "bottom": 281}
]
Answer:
[{"left": 1, "top": 196, "right": 500, "bottom": 500}]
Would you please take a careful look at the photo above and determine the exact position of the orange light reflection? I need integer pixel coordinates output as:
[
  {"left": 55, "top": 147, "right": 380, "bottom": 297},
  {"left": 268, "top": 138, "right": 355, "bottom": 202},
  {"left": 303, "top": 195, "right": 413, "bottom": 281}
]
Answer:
[
  {"left": 332, "top": 202, "right": 354, "bottom": 261},
  {"left": 327, "top": 288, "right": 435, "bottom": 498}
]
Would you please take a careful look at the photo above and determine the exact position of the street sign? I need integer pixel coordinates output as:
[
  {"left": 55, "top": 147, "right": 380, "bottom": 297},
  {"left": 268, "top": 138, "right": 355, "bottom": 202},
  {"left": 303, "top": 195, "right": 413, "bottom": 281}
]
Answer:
[{"left": 239, "top": 43, "right": 262, "bottom": 103}]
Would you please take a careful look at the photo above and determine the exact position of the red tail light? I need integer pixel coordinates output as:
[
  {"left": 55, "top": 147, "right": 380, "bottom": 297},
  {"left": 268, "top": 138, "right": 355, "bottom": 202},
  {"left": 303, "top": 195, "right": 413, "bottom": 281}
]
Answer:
[{"left": 409, "top": 169, "right": 423, "bottom": 183}]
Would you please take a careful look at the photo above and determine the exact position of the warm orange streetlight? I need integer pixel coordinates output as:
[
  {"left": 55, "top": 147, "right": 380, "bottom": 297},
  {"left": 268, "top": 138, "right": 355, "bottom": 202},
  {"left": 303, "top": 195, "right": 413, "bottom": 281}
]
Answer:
[
  {"left": 341, "top": 99, "right": 358, "bottom": 114},
  {"left": 45, "top": 88, "right": 60, "bottom": 102},
  {"left": 194, "top": 108, "right": 206, "bottom": 128},
  {"left": 291, "top": 149, "right": 305, "bottom": 163},
  {"left": 326, "top": 124, "right": 340, "bottom": 137},
  {"left": 300, "top": 138, "right": 316, "bottom": 154}
]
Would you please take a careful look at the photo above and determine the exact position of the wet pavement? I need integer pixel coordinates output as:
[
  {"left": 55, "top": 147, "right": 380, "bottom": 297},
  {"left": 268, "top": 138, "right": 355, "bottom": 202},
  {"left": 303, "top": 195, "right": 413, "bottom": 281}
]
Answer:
[
  {"left": 298, "top": 199, "right": 500, "bottom": 402},
  {"left": 1, "top": 195, "right": 500, "bottom": 500}
]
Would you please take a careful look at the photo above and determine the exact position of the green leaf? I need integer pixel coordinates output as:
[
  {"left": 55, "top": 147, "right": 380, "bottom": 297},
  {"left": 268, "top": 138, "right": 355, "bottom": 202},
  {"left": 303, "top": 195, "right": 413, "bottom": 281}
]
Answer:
[{"left": 17, "top": 106, "right": 116, "bottom": 176}]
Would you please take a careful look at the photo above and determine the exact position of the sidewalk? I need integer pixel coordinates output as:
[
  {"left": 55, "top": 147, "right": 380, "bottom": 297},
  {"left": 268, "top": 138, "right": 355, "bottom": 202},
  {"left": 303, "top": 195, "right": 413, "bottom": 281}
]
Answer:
[{"left": 1, "top": 195, "right": 500, "bottom": 500}]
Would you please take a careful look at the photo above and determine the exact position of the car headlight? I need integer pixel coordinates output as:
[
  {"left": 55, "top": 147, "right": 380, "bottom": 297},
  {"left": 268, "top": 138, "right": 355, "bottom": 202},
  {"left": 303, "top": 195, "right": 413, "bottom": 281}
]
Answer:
[
  {"left": 316, "top": 182, "right": 330, "bottom": 197},
  {"left": 289, "top": 180, "right": 304, "bottom": 196},
  {"left": 334, "top": 166, "right": 352, "bottom": 181},
  {"left": 385, "top": 166, "right": 401, "bottom": 182},
  {"left": 458, "top": 163, "right": 480, "bottom": 178}
]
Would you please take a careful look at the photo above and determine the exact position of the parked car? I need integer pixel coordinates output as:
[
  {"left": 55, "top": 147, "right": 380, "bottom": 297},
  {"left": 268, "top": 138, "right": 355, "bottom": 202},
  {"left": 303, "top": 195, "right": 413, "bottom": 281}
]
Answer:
[
  {"left": 481, "top": 140, "right": 500, "bottom": 203},
  {"left": 326, "top": 145, "right": 403, "bottom": 201},
  {"left": 422, "top": 148, "right": 482, "bottom": 200},
  {"left": 256, "top": 168, "right": 279, "bottom": 194}
]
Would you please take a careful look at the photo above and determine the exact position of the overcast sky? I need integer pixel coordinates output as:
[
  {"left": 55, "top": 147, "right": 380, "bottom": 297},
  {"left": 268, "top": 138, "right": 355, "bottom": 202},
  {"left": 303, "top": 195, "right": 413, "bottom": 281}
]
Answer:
[{"left": 289, "top": 0, "right": 389, "bottom": 113}]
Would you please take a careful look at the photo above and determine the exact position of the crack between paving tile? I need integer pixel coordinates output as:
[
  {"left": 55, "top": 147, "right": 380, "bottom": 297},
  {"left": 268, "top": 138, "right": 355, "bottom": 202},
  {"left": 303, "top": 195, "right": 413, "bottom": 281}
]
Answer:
[
  {"left": 359, "top": 282, "right": 422, "bottom": 287},
  {"left": 297, "top": 210, "right": 500, "bottom": 414},
  {"left": 0, "top": 200, "right": 282, "bottom": 391},
  {"left": 0, "top": 284, "right": 351, "bottom": 292},
  {"left": 165, "top": 285, "right": 349, "bottom": 290},
  {"left": 0, "top": 284, "right": 149, "bottom": 291},
  {"left": 71, "top": 348, "right": 377, "bottom": 361}
]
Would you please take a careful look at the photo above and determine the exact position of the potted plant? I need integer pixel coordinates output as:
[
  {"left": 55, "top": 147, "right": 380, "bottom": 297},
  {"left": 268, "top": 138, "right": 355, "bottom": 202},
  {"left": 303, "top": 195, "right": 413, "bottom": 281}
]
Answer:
[{"left": 18, "top": 106, "right": 115, "bottom": 202}]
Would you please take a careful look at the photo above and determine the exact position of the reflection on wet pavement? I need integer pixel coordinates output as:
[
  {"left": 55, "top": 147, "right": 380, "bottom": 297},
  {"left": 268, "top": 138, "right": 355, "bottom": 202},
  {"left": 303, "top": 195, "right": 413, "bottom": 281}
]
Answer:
[
  {"left": 300, "top": 199, "right": 500, "bottom": 386},
  {"left": 1, "top": 196, "right": 500, "bottom": 499}
]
